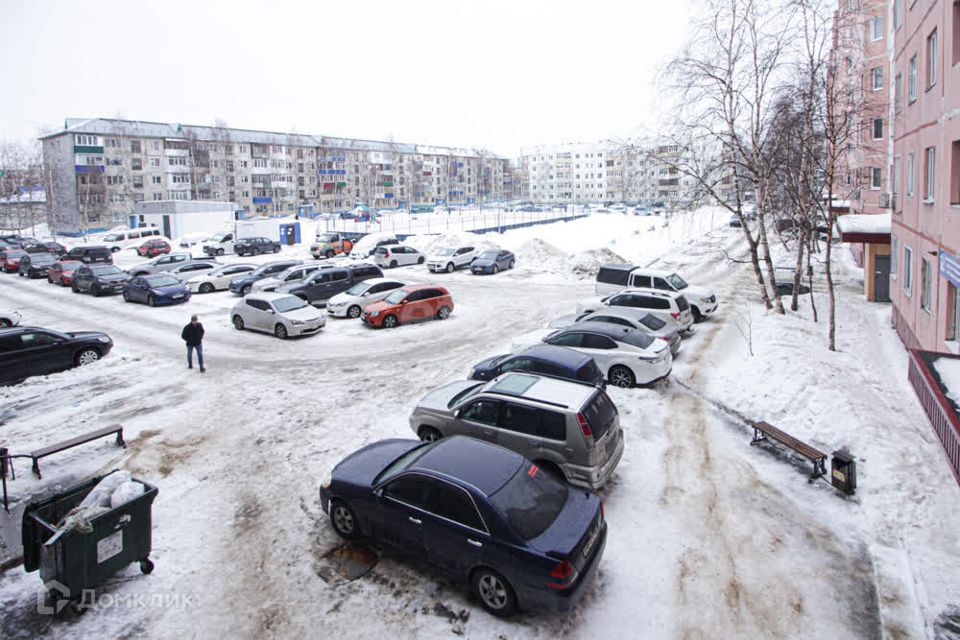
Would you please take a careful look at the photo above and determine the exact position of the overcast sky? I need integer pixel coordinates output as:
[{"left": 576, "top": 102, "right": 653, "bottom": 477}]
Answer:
[{"left": 0, "top": 0, "right": 692, "bottom": 158}]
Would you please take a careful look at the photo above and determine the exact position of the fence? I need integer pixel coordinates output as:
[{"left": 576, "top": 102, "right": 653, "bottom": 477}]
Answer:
[
  {"left": 322, "top": 207, "right": 590, "bottom": 237},
  {"left": 907, "top": 349, "right": 960, "bottom": 485}
]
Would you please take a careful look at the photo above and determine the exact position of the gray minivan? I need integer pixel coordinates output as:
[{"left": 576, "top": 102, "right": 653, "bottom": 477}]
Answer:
[
  {"left": 277, "top": 262, "right": 383, "bottom": 305},
  {"left": 409, "top": 372, "right": 624, "bottom": 490}
]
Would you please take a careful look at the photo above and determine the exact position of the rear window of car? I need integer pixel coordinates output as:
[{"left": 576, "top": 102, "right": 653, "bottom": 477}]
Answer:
[
  {"left": 375, "top": 247, "right": 389, "bottom": 254},
  {"left": 581, "top": 391, "right": 616, "bottom": 441},
  {"left": 621, "top": 331, "right": 654, "bottom": 349},
  {"left": 576, "top": 361, "right": 602, "bottom": 383},
  {"left": 489, "top": 463, "right": 568, "bottom": 541},
  {"left": 597, "top": 266, "right": 631, "bottom": 286},
  {"left": 676, "top": 295, "right": 690, "bottom": 311},
  {"left": 639, "top": 314, "right": 667, "bottom": 331}
]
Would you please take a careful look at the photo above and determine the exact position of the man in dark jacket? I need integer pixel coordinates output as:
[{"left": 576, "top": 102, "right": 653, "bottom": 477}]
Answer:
[{"left": 181, "top": 314, "right": 205, "bottom": 372}]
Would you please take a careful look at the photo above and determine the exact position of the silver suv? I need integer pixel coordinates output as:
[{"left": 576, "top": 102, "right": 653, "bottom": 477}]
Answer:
[{"left": 409, "top": 372, "right": 624, "bottom": 490}]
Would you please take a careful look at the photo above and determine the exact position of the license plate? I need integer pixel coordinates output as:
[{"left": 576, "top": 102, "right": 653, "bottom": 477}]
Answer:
[
  {"left": 173, "top": 294, "right": 184, "bottom": 299},
  {"left": 582, "top": 523, "right": 600, "bottom": 557}
]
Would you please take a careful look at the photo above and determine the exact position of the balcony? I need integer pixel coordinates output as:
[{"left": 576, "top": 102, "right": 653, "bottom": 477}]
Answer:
[{"left": 73, "top": 145, "right": 103, "bottom": 154}]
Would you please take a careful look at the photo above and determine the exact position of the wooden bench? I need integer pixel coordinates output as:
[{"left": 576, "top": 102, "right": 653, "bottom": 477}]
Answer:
[
  {"left": 750, "top": 421, "right": 826, "bottom": 481},
  {"left": 30, "top": 425, "right": 125, "bottom": 479}
]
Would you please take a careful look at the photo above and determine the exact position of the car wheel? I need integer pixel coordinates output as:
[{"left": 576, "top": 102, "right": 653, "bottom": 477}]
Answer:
[
  {"left": 60, "top": 280, "right": 68, "bottom": 287},
  {"left": 251, "top": 248, "right": 261, "bottom": 256},
  {"left": 609, "top": 365, "right": 635, "bottom": 388},
  {"left": 75, "top": 348, "right": 100, "bottom": 366},
  {"left": 508, "top": 261, "right": 514, "bottom": 269},
  {"left": 692, "top": 307, "right": 703, "bottom": 323},
  {"left": 418, "top": 426, "right": 442, "bottom": 442},
  {"left": 330, "top": 499, "right": 361, "bottom": 540},
  {"left": 492, "top": 265, "right": 499, "bottom": 274},
  {"left": 92, "top": 285, "right": 102, "bottom": 297},
  {"left": 216, "top": 248, "right": 225, "bottom": 256},
  {"left": 274, "top": 323, "right": 288, "bottom": 339},
  {"left": 471, "top": 568, "right": 517, "bottom": 617},
  {"left": 72, "top": 283, "right": 80, "bottom": 293},
  {"left": 111, "top": 247, "right": 120, "bottom": 253},
  {"left": 446, "top": 262, "right": 455, "bottom": 273},
  {"left": 436, "top": 306, "right": 451, "bottom": 320},
  {"left": 47, "top": 276, "right": 53, "bottom": 283},
  {"left": 232, "top": 315, "right": 245, "bottom": 330},
  {"left": 122, "top": 290, "right": 131, "bottom": 302},
  {"left": 417, "top": 256, "right": 425, "bottom": 264},
  {"left": 382, "top": 314, "right": 398, "bottom": 329},
  {"left": 389, "top": 260, "right": 398, "bottom": 268},
  {"left": 273, "top": 246, "right": 280, "bottom": 253},
  {"left": 147, "top": 295, "right": 156, "bottom": 307},
  {"left": 325, "top": 250, "right": 335, "bottom": 259},
  {"left": 241, "top": 284, "right": 252, "bottom": 296},
  {"left": 347, "top": 305, "right": 362, "bottom": 319},
  {"left": 199, "top": 282, "right": 215, "bottom": 294}
]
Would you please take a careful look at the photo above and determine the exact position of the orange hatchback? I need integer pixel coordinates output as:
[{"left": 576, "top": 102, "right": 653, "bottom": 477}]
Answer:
[{"left": 361, "top": 284, "right": 454, "bottom": 329}]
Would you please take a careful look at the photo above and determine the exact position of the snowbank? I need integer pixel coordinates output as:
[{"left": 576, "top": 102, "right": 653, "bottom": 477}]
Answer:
[{"left": 933, "top": 356, "right": 960, "bottom": 408}]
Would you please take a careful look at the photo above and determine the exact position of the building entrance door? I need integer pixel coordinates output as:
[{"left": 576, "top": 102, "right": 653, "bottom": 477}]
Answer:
[{"left": 874, "top": 255, "right": 891, "bottom": 302}]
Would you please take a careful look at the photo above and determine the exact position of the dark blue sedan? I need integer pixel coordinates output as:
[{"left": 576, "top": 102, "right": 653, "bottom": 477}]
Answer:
[
  {"left": 471, "top": 249, "right": 515, "bottom": 275},
  {"left": 320, "top": 436, "right": 606, "bottom": 616},
  {"left": 122, "top": 274, "right": 191, "bottom": 306},
  {"left": 470, "top": 344, "right": 605, "bottom": 387}
]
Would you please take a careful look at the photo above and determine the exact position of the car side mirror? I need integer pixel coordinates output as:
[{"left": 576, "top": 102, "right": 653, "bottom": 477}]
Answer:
[
  {"left": 453, "top": 409, "right": 461, "bottom": 419},
  {"left": 400, "top": 299, "right": 407, "bottom": 305},
  {"left": 267, "top": 309, "right": 275, "bottom": 314}
]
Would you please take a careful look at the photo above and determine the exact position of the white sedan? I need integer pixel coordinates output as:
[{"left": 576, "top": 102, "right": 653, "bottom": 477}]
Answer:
[
  {"left": 231, "top": 292, "right": 326, "bottom": 339},
  {"left": 325, "top": 277, "right": 406, "bottom": 318},
  {"left": 511, "top": 321, "right": 672, "bottom": 387},
  {"left": 187, "top": 263, "right": 257, "bottom": 293},
  {"left": 0, "top": 309, "right": 22, "bottom": 328}
]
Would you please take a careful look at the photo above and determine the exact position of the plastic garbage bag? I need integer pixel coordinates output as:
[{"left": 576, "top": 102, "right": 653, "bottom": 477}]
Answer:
[
  {"left": 110, "top": 481, "right": 145, "bottom": 508},
  {"left": 76, "top": 470, "right": 132, "bottom": 510}
]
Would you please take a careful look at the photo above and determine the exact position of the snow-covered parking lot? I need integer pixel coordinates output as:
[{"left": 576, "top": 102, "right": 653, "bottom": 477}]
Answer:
[{"left": 1, "top": 212, "right": 958, "bottom": 639}]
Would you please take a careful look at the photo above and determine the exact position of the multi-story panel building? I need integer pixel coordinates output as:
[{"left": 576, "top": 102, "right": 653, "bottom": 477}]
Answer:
[
  {"left": 889, "top": 0, "right": 960, "bottom": 353},
  {"left": 41, "top": 119, "right": 512, "bottom": 232}
]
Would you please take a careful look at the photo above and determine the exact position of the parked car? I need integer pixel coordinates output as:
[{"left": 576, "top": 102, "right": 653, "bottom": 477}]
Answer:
[
  {"left": 47, "top": 260, "right": 84, "bottom": 287},
  {"left": 234, "top": 236, "right": 281, "bottom": 256},
  {"left": 511, "top": 321, "right": 673, "bottom": 387},
  {"left": 351, "top": 233, "right": 400, "bottom": 257},
  {"left": 311, "top": 232, "right": 354, "bottom": 259},
  {"left": 23, "top": 241, "right": 67, "bottom": 256},
  {"left": 187, "top": 263, "right": 257, "bottom": 293},
  {"left": 166, "top": 260, "right": 223, "bottom": 282},
  {"left": 1, "top": 249, "right": 28, "bottom": 273},
  {"left": 128, "top": 252, "right": 197, "bottom": 277},
  {"left": 64, "top": 245, "right": 113, "bottom": 265},
  {"left": 101, "top": 227, "right": 161, "bottom": 252},
  {"left": 577, "top": 289, "right": 694, "bottom": 332},
  {"left": 229, "top": 260, "right": 303, "bottom": 296},
  {"left": 177, "top": 232, "right": 213, "bottom": 249},
  {"left": 17, "top": 252, "right": 57, "bottom": 278},
  {"left": 426, "top": 246, "right": 478, "bottom": 273},
  {"left": 595, "top": 264, "right": 718, "bottom": 322},
  {"left": 549, "top": 308, "right": 682, "bottom": 356},
  {"left": 137, "top": 238, "right": 173, "bottom": 258},
  {"left": 279, "top": 263, "right": 383, "bottom": 306},
  {"left": 0, "top": 326, "right": 113, "bottom": 384},
  {"left": 231, "top": 292, "right": 326, "bottom": 339},
  {"left": 471, "top": 249, "right": 515, "bottom": 275},
  {"left": 122, "top": 274, "right": 191, "bottom": 306},
  {"left": 361, "top": 285, "right": 453, "bottom": 329},
  {"left": 325, "top": 277, "right": 406, "bottom": 319},
  {"left": 0, "top": 309, "right": 22, "bottom": 327},
  {"left": 319, "top": 435, "right": 607, "bottom": 615},
  {"left": 201, "top": 231, "right": 236, "bottom": 256},
  {"left": 372, "top": 244, "right": 424, "bottom": 269},
  {"left": 0, "top": 234, "right": 25, "bottom": 246},
  {"left": 72, "top": 264, "right": 130, "bottom": 296},
  {"left": 250, "top": 263, "right": 321, "bottom": 293},
  {"left": 469, "top": 344, "right": 605, "bottom": 387}
]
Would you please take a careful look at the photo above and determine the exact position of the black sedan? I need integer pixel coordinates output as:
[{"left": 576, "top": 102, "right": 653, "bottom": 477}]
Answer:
[
  {"left": 0, "top": 326, "right": 113, "bottom": 384},
  {"left": 320, "top": 436, "right": 606, "bottom": 616},
  {"left": 18, "top": 252, "right": 57, "bottom": 278},
  {"left": 234, "top": 236, "right": 281, "bottom": 256},
  {"left": 72, "top": 264, "right": 130, "bottom": 296}
]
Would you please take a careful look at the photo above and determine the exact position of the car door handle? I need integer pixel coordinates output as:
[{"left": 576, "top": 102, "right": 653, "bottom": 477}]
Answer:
[
  {"left": 408, "top": 517, "right": 422, "bottom": 525},
  {"left": 527, "top": 440, "right": 540, "bottom": 446},
  {"left": 467, "top": 539, "right": 482, "bottom": 548}
]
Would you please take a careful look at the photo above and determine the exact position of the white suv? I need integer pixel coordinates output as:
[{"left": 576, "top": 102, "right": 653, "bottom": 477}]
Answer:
[
  {"left": 577, "top": 288, "right": 694, "bottom": 332},
  {"left": 373, "top": 244, "right": 424, "bottom": 268},
  {"left": 595, "top": 264, "right": 718, "bottom": 322},
  {"left": 426, "top": 246, "right": 478, "bottom": 273}
]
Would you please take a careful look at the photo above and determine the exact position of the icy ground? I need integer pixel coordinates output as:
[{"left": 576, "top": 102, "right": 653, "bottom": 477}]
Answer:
[{"left": 0, "top": 211, "right": 958, "bottom": 639}]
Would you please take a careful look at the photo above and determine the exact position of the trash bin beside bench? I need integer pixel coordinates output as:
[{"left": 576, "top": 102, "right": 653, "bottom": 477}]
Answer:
[
  {"left": 750, "top": 421, "right": 827, "bottom": 481},
  {"left": 30, "top": 425, "right": 125, "bottom": 479}
]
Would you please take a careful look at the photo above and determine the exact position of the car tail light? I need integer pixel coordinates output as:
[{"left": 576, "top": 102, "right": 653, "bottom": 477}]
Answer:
[
  {"left": 577, "top": 412, "right": 592, "bottom": 438},
  {"left": 671, "top": 312, "right": 680, "bottom": 320},
  {"left": 600, "top": 501, "right": 605, "bottom": 522},
  {"left": 658, "top": 336, "right": 669, "bottom": 342},
  {"left": 548, "top": 560, "right": 579, "bottom": 590}
]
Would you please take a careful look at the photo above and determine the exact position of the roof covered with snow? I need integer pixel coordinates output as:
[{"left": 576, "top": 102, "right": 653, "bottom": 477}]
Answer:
[{"left": 836, "top": 213, "right": 891, "bottom": 239}]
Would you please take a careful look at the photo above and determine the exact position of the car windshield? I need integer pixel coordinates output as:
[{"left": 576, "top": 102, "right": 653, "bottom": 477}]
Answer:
[
  {"left": 103, "top": 234, "right": 122, "bottom": 242},
  {"left": 479, "top": 251, "right": 499, "bottom": 260},
  {"left": 384, "top": 289, "right": 407, "bottom": 304},
  {"left": 317, "top": 233, "right": 336, "bottom": 242},
  {"left": 375, "top": 247, "right": 389, "bottom": 254},
  {"left": 345, "top": 282, "right": 370, "bottom": 296},
  {"left": 666, "top": 273, "right": 688, "bottom": 290},
  {"left": 211, "top": 232, "right": 228, "bottom": 241},
  {"left": 639, "top": 314, "right": 667, "bottom": 331},
  {"left": 31, "top": 255, "right": 55, "bottom": 264},
  {"left": 252, "top": 264, "right": 278, "bottom": 276},
  {"left": 621, "top": 331, "right": 654, "bottom": 349},
  {"left": 435, "top": 248, "right": 455, "bottom": 256},
  {"left": 92, "top": 266, "right": 121, "bottom": 276},
  {"left": 448, "top": 383, "right": 485, "bottom": 409},
  {"left": 489, "top": 463, "right": 568, "bottom": 541},
  {"left": 273, "top": 295, "right": 308, "bottom": 313},
  {"left": 373, "top": 442, "right": 433, "bottom": 486},
  {"left": 147, "top": 275, "right": 180, "bottom": 287}
]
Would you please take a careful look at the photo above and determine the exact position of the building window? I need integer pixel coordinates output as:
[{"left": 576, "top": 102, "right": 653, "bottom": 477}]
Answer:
[
  {"left": 871, "top": 67, "right": 884, "bottom": 91},
  {"left": 952, "top": 140, "right": 960, "bottom": 204},
  {"left": 133, "top": 176, "right": 143, "bottom": 189},
  {"left": 954, "top": 1, "right": 960, "bottom": 66},
  {"left": 871, "top": 167, "right": 882, "bottom": 189},
  {"left": 131, "top": 158, "right": 142, "bottom": 171},
  {"left": 908, "top": 55, "right": 918, "bottom": 102},
  {"left": 921, "top": 258, "right": 932, "bottom": 312},
  {"left": 130, "top": 140, "right": 141, "bottom": 154},
  {"left": 872, "top": 118, "right": 884, "bottom": 140},
  {"left": 870, "top": 16, "right": 883, "bottom": 40},
  {"left": 150, "top": 141, "right": 160, "bottom": 151},
  {"left": 924, "top": 146, "right": 936, "bottom": 201},
  {"left": 928, "top": 29, "right": 938, "bottom": 88},
  {"left": 904, "top": 245, "right": 913, "bottom": 294},
  {"left": 906, "top": 152, "right": 915, "bottom": 196},
  {"left": 948, "top": 283, "right": 960, "bottom": 341},
  {"left": 895, "top": 73, "right": 903, "bottom": 113},
  {"left": 153, "top": 193, "right": 163, "bottom": 201},
  {"left": 150, "top": 157, "right": 160, "bottom": 167},
  {"left": 152, "top": 176, "right": 161, "bottom": 184},
  {"left": 894, "top": 0, "right": 903, "bottom": 28},
  {"left": 891, "top": 236, "right": 899, "bottom": 277}
]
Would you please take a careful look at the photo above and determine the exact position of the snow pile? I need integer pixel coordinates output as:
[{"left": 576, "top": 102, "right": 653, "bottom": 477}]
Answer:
[
  {"left": 568, "top": 246, "right": 628, "bottom": 278},
  {"left": 514, "top": 238, "right": 571, "bottom": 276},
  {"left": 402, "top": 232, "right": 497, "bottom": 256},
  {"left": 933, "top": 356, "right": 960, "bottom": 409},
  {"left": 350, "top": 232, "right": 398, "bottom": 257}
]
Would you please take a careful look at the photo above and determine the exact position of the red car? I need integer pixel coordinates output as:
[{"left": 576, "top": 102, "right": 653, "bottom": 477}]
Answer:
[
  {"left": 47, "top": 260, "right": 84, "bottom": 286},
  {"left": 138, "top": 239, "right": 171, "bottom": 258},
  {"left": 361, "top": 284, "right": 454, "bottom": 329},
  {"left": 1, "top": 249, "right": 27, "bottom": 273}
]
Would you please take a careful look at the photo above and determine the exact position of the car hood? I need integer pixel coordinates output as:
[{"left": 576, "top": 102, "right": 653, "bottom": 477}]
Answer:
[
  {"left": 575, "top": 296, "right": 605, "bottom": 314},
  {"left": 99, "top": 273, "right": 129, "bottom": 283},
  {"left": 334, "top": 438, "right": 424, "bottom": 488},
  {"left": 470, "top": 354, "right": 508, "bottom": 379},
  {"left": 327, "top": 291, "right": 358, "bottom": 305},
  {"left": 64, "top": 330, "right": 110, "bottom": 341},
  {"left": 281, "top": 305, "right": 324, "bottom": 322},
  {"left": 681, "top": 284, "right": 714, "bottom": 300},
  {"left": 548, "top": 313, "right": 578, "bottom": 329},
  {"left": 130, "top": 261, "right": 154, "bottom": 271},
  {"left": 427, "top": 253, "right": 457, "bottom": 262},
  {"left": 416, "top": 379, "right": 482, "bottom": 413},
  {"left": 362, "top": 299, "right": 395, "bottom": 314},
  {"left": 472, "top": 257, "right": 498, "bottom": 267},
  {"left": 509, "top": 329, "right": 552, "bottom": 353},
  {"left": 148, "top": 283, "right": 188, "bottom": 294}
]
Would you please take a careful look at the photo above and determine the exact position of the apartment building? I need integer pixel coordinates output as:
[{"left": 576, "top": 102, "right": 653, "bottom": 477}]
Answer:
[
  {"left": 889, "top": 0, "right": 960, "bottom": 353},
  {"left": 41, "top": 119, "right": 513, "bottom": 233}
]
